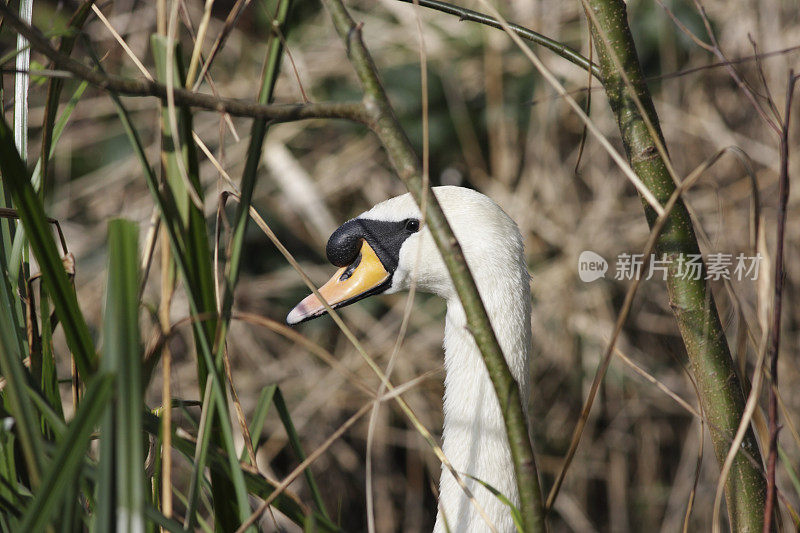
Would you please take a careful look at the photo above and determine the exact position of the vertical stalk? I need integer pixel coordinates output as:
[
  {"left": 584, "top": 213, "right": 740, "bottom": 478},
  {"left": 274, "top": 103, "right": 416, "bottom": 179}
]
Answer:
[
  {"left": 158, "top": 235, "right": 174, "bottom": 523},
  {"left": 321, "top": 0, "right": 545, "bottom": 530},
  {"left": 584, "top": 1, "right": 767, "bottom": 531},
  {"left": 103, "top": 219, "right": 145, "bottom": 531},
  {"left": 763, "top": 73, "right": 797, "bottom": 533},
  {"left": 156, "top": 7, "right": 174, "bottom": 524},
  {"left": 14, "top": 0, "right": 32, "bottom": 161}
]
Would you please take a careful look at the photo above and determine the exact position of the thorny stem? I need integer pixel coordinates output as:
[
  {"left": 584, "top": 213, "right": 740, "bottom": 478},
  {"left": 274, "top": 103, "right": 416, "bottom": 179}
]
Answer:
[{"left": 322, "top": 0, "right": 546, "bottom": 531}]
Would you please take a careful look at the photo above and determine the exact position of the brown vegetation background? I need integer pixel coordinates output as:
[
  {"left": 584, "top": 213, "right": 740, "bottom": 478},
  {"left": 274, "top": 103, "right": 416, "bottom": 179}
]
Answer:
[{"left": 4, "top": 0, "right": 799, "bottom": 530}]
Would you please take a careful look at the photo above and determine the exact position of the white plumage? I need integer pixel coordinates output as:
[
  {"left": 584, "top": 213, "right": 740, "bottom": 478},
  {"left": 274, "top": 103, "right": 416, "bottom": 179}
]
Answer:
[{"left": 360, "top": 187, "right": 531, "bottom": 532}]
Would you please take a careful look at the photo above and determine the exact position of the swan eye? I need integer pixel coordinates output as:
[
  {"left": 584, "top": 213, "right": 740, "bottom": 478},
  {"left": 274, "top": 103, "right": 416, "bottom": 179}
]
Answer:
[{"left": 405, "top": 219, "right": 420, "bottom": 232}]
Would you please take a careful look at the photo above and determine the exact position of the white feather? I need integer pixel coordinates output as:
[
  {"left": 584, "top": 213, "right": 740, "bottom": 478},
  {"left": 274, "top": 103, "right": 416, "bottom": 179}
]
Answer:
[{"left": 360, "top": 186, "right": 531, "bottom": 532}]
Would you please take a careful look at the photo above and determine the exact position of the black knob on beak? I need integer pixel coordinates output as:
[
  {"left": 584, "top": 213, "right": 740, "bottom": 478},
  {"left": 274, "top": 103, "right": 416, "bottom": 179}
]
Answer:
[{"left": 326, "top": 219, "right": 364, "bottom": 267}]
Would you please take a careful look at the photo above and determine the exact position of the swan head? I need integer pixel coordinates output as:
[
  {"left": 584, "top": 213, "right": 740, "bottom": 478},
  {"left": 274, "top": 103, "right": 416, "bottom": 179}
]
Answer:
[{"left": 287, "top": 186, "right": 526, "bottom": 324}]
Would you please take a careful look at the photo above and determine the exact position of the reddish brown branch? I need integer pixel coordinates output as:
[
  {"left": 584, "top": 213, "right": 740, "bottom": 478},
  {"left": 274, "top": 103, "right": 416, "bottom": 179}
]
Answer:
[{"left": 763, "top": 70, "right": 798, "bottom": 533}]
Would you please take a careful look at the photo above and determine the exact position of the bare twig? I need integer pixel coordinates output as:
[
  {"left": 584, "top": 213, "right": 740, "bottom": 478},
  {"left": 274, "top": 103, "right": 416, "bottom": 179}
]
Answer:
[
  {"left": 392, "top": 0, "right": 601, "bottom": 80},
  {"left": 0, "top": 3, "right": 368, "bottom": 125},
  {"left": 323, "top": 0, "right": 546, "bottom": 529},
  {"left": 545, "top": 144, "right": 752, "bottom": 512},
  {"left": 227, "top": 191, "right": 497, "bottom": 531},
  {"left": 569, "top": 4, "right": 768, "bottom": 531},
  {"left": 763, "top": 71, "right": 798, "bottom": 533},
  {"left": 192, "top": 0, "right": 253, "bottom": 91},
  {"left": 691, "top": 0, "right": 781, "bottom": 135},
  {"left": 526, "top": 44, "right": 800, "bottom": 107},
  {"left": 236, "top": 370, "right": 446, "bottom": 533},
  {"left": 91, "top": 4, "right": 154, "bottom": 80},
  {"left": 474, "top": 0, "right": 666, "bottom": 216}
]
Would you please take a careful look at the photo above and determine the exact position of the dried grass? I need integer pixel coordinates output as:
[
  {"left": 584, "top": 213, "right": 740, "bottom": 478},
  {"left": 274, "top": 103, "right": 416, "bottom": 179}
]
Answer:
[{"left": 6, "top": 0, "right": 800, "bottom": 530}]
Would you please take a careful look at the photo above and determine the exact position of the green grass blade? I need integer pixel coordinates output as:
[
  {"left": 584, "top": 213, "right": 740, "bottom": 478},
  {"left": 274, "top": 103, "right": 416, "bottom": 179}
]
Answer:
[
  {"left": 94, "top": 402, "right": 115, "bottom": 531},
  {"left": 151, "top": 34, "right": 217, "bottom": 353},
  {"left": 150, "top": 36, "right": 192, "bottom": 226},
  {"left": 0, "top": 251, "right": 44, "bottom": 489},
  {"left": 0, "top": 190, "right": 23, "bottom": 355},
  {"left": 201, "top": 1, "right": 300, "bottom": 517},
  {"left": 37, "top": 285, "right": 64, "bottom": 436},
  {"left": 12, "top": 0, "right": 33, "bottom": 358},
  {"left": 87, "top": 37, "right": 250, "bottom": 529},
  {"left": 103, "top": 218, "right": 145, "bottom": 530},
  {"left": 274, "top": 389, "right": 330, "bottom": 519},
  {"left": 141, "top": 412, "right": 341, "bottom": 532},
  {"left": 9, "top": 80, "right": 89, "bottom": 283},
  {"left": 183, "top": 376, "right": 215, "bottom": 529},
  {"left": 85, "top": 33, "right": 258, "bottom": 532},
  {"left": 171, "top": 487, "right": 213, "bottom": 533},
  {"left": 25, "top": 384, "right": 67, "bottom": 440},
  {"left": 217, "top": 0, "right": 291, "bottom": 330},
  {"left": 0, "top": 115, "right": 97, "bottom": 381},
  {"left": 14, "top": 0, "right": 33, "bottom": 163},
  {"left": 40, "top": 0, "right": 97, "bottom": 199},
  {"left": 144, "top": 505, "right": 184, "bottom": 533},
  {"left": 0, "top": 418, "right": 23, "bottom": 516},
  {"left": 212, "top": 0, "right": 293, "bottom": 401},
  {"left": 0, "top": 238, "right": 25, "bottom": 362},
  {"left": 18, "top": 373, "right": 115, "bottom": 532},
  {"left": 239, "top": 385, "right": 277, "bottom": 464},
  {"left": 197, "top": 0, "right": 295, "bottom": 521},
  {"left": 58, "top": 480, "right": 79, "bottom": 533},
  {"left": 465, "top": 474, "right": 523, "bottom": 533},
  {"left": 32, "top": 80, "right": 89, "bottom": 192},
  {"left": 150, "top": 34, "right": 250, "bottom": 530}
]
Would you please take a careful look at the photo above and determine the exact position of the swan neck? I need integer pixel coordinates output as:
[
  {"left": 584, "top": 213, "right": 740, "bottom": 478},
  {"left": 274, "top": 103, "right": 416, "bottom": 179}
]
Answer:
[{"left": 434, "top": 280, "right": 531, "bottom": 532}]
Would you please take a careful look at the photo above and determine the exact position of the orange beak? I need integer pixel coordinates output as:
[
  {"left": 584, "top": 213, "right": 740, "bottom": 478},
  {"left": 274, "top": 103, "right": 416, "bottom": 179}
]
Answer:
[{"left": 287, "top": 240, "right": 390, "bottom": 325}]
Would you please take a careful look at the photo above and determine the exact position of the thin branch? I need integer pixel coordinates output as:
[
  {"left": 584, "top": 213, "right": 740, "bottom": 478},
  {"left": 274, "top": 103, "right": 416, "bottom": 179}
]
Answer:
[
  {"left": 393, "top": 0, "right": 602, "bottom": 80},
  {"left": 91, "top": 4, "right": 154, "bottom": 80},
  {"left": 691, "top": 0, "right": 781, "bottom": 135},
  {"left": 656, "top": 44, "right": 800, "bottom": 83},
  {"left": 0, "top": 3, "right": 368, "bottom": 124},
  {"left": 192, "top": 0, "right": 253, "bottom": 92},
  {"left": 474, "top": 0, "right": 665, "bottom": 216},
  {"left": 711, "top": 296, "right": 770, "bottom": 533},
  {"left": 225, "top": 192, "right": 497, "bottom": 530},
  {"left": 525, "top": 44, "right": 800, "bottom": 107},
  {"left": 581, "top": 0, "right": 683, "bottom": 189},
  {"left": 236, "top": 370, "right": 449, "bottom": 533},
  {"left": 580, "top": 3, "right": 768, "bottom": 531},
  {"left": 545, "top": 145, "right": 760, "bottom": 513},
  {"left": 323, "top": 0, "right": 547, "bottom": 531},
  {"left": 763, "top": 71, "right": 798, "bottom": 533}
]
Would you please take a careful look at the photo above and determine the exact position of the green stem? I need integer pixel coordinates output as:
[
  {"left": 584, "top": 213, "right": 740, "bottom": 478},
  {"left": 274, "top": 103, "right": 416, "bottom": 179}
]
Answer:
[
  {"left": 40, "top": 0, "right": 97, "bottom": 197},
  {"left": 584, "top": 1, "right": 767, "bottom": 531},
  {"left": 321, "top": 0, "right": 546, "bottom": 531}
]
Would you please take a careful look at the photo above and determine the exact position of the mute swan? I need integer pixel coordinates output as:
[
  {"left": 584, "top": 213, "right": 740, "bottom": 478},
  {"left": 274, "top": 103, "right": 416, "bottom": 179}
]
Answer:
[{"left": 288, "top": 186, "right": 531, "bottom": 532}]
